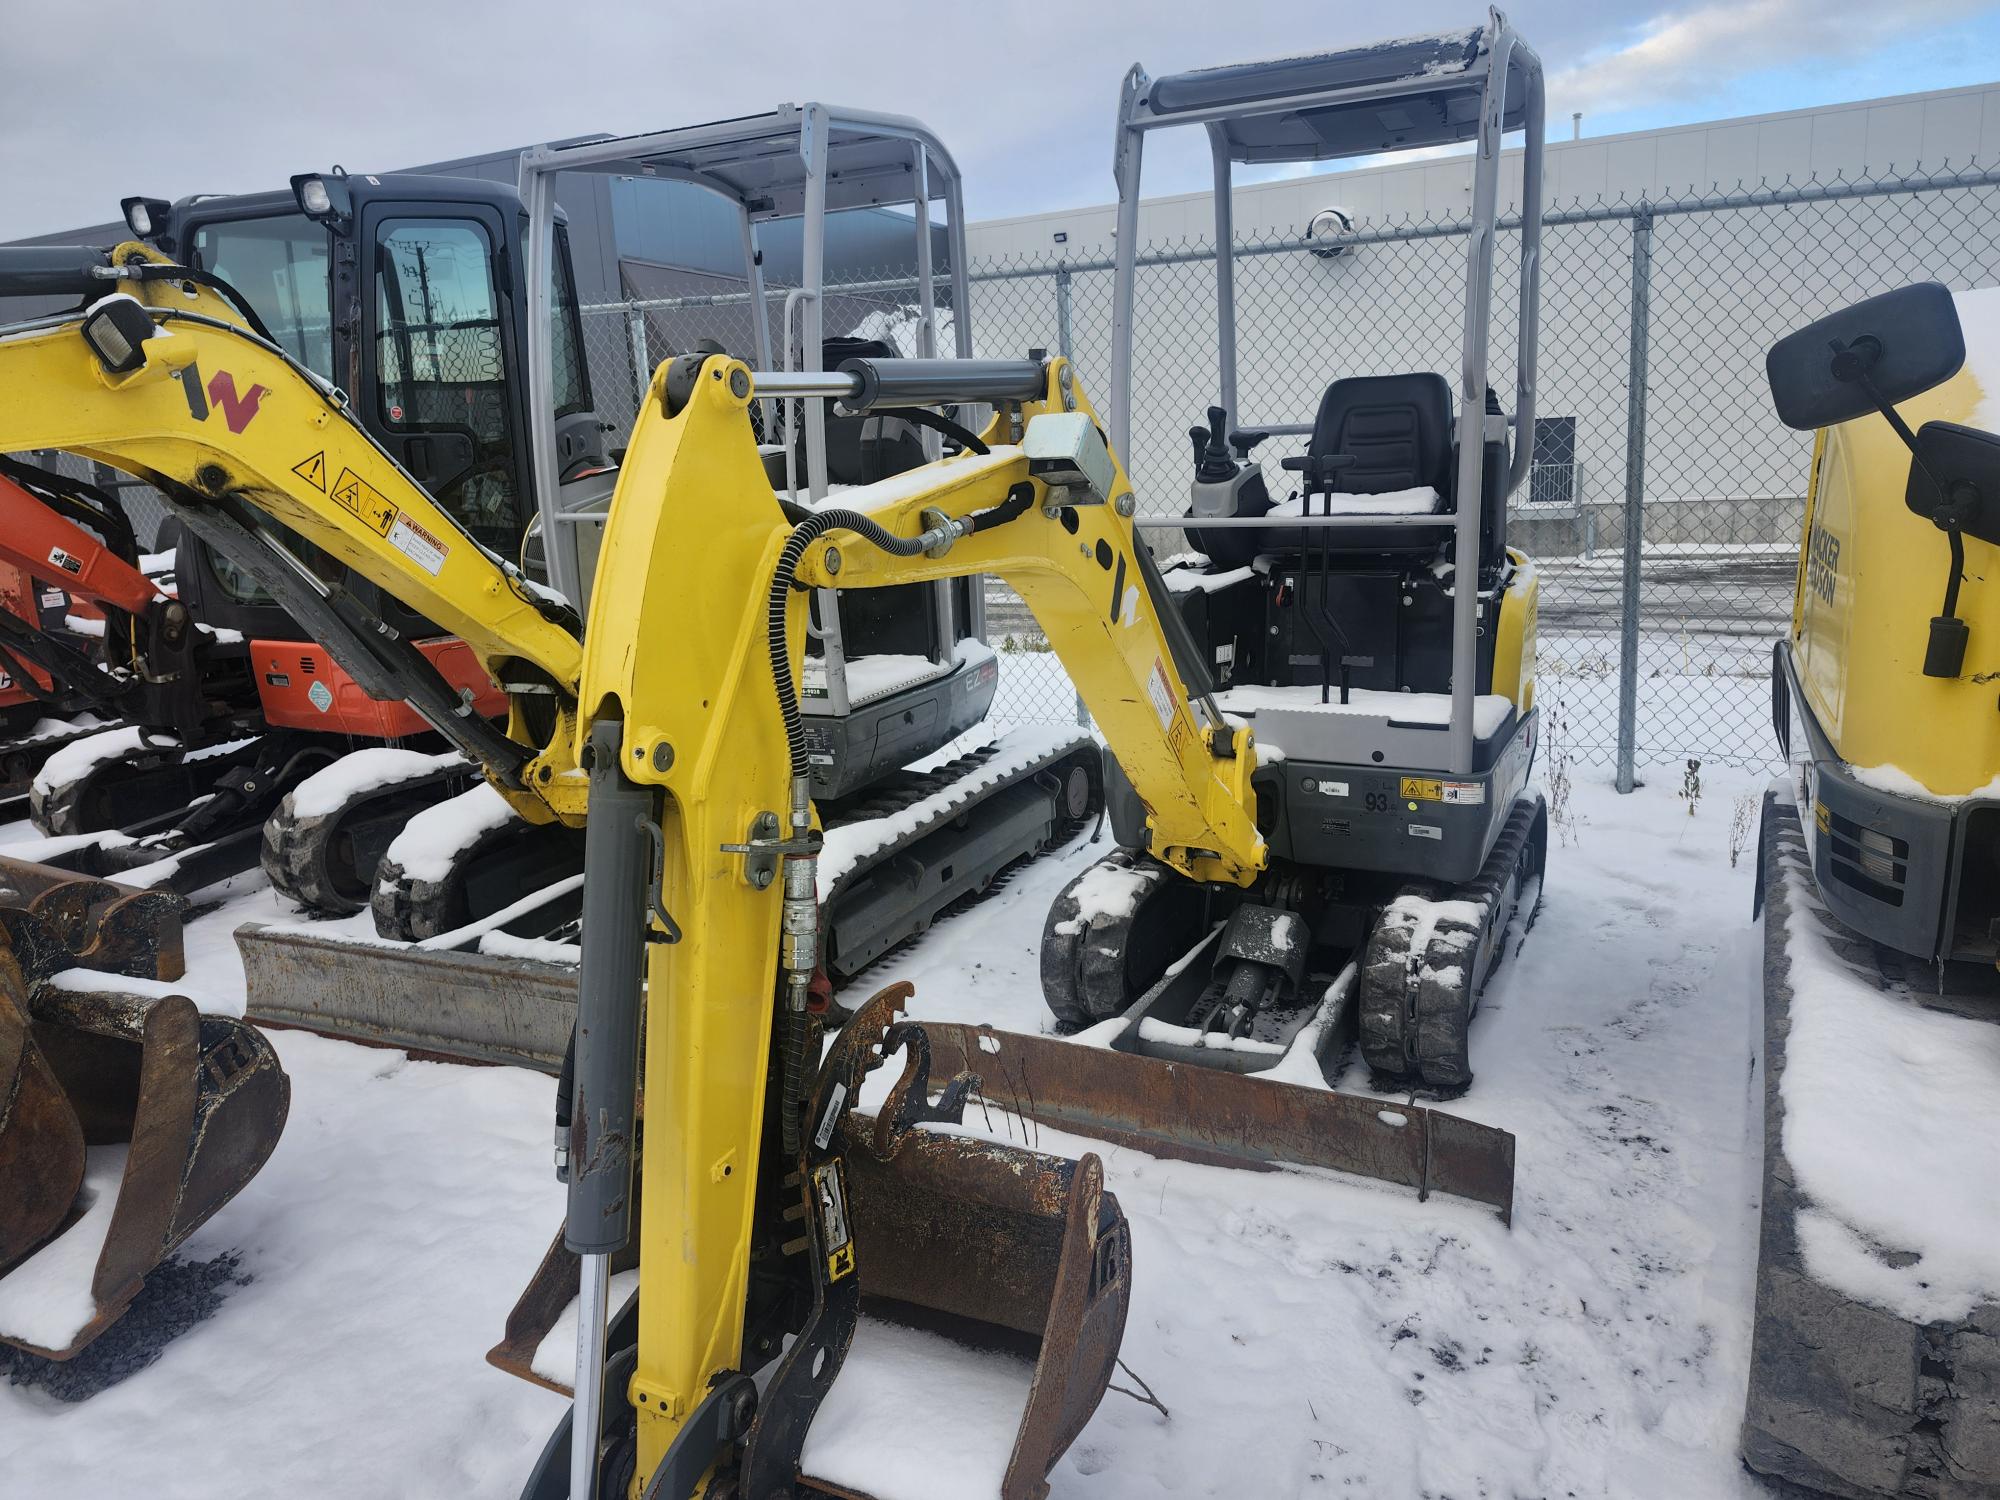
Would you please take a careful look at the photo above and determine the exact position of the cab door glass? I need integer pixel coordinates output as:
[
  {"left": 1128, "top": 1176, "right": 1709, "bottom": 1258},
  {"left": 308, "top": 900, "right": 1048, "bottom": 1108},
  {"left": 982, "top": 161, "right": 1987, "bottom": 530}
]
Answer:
[
  {"left": 373, "top": 219, "right": 519, "bottom": 552},
  {"left": 190, "top": 213, "right": 333, "bottom": 378}
]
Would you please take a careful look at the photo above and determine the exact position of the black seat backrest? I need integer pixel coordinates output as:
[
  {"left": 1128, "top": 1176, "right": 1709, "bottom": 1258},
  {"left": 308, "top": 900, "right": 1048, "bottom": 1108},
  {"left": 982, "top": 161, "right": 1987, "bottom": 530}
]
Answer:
[{"left": 1309, "top": 373, "right": 1454, "bottom": 495}]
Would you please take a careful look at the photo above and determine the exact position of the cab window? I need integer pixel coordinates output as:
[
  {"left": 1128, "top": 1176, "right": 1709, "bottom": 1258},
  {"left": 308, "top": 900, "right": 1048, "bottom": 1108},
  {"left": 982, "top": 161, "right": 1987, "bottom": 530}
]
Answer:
[
  {"left": 190, "top": 214, "right": 332, "bottom": 378},
  {"left": 373, "top": 218, "right": 519, "bottom": 552},
  {"left": 551, "top": 225, "right": 591, "bottom": 419}
]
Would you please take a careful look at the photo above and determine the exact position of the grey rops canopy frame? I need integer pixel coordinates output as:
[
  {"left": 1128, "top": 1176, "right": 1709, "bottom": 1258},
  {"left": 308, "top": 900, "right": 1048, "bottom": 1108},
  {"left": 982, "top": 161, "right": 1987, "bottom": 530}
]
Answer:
[
  {"left": 516, "top": 104, "right": 976, "bottom": 608},
  {"left": 1109, "top": 10, "right": 1545, "bottom": 775}
]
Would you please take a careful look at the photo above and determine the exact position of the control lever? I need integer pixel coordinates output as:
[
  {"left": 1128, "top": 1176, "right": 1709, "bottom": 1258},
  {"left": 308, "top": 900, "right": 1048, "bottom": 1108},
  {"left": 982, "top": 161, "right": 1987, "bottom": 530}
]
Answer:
[{"left": 1195, "top": 404, "right": 1237, "bottom": 482}]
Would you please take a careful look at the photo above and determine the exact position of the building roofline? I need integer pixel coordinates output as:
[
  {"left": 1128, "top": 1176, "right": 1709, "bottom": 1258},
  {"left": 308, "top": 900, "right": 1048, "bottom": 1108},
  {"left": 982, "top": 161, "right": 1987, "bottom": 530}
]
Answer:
[{"left": 968, "top": 76, "right": 2000, "bottom": 232}]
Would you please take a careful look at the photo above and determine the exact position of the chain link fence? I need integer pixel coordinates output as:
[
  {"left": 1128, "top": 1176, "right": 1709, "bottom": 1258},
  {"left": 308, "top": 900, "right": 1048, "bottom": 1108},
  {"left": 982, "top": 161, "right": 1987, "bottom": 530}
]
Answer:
[{"left": 576, "top": 162, "right": 2000, "bottom": 775}]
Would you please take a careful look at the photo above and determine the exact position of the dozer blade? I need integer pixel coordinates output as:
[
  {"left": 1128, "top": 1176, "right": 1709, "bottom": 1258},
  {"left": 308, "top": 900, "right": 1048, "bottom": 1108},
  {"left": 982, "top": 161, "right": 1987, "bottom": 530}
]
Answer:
[
  {"left": 492, "top": 987, "right": 1131, "bottom": 1500},
  {"left": 0, "top": 901, "right": 288, "bottom": 1358},
  {"left": 918, "top": 1019, "right": 1516, "bottom": 1224},
  {"left": 237, "top": 920, "right": 577, "bottom": 1070}
]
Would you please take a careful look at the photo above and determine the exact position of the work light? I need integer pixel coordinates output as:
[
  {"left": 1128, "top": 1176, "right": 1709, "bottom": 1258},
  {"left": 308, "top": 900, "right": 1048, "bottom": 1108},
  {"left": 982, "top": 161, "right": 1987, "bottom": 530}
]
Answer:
[
  {"left": 81, "top": 297, "right": 158, "bottom": 375},
  {"left": 120, "top": 196, "right": 171, "bottom": 241},
  {"left": 290, "top": 171, "right": 353, "bottom": 226}
]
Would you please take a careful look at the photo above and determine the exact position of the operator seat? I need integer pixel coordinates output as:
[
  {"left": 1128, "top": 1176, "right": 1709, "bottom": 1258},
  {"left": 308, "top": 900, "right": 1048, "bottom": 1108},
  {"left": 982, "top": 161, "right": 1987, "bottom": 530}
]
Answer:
[{"left": 1198, "top": 372, "right": 1456, "bottom": 569}]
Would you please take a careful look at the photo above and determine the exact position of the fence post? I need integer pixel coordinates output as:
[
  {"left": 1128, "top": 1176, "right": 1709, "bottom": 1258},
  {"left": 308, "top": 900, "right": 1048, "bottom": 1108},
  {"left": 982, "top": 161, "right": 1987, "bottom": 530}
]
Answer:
[
  {"left": 1615, "top": 207, "right": 1653, "bottom": 794},
  {"left": 625, "top": 304, "right": 650, "bottom": 412},
  {"left": 1053, "top": 262, "right": 1092, "bottom": 729},
  {"left": 1055, "top": 263, "right": 1074, "bottom": 364}
]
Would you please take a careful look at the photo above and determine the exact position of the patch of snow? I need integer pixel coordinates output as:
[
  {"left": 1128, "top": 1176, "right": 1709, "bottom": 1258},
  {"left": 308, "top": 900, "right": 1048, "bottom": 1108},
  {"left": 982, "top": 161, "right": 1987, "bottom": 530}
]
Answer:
[
  {"left": 1777, "top": 855, "right": 2000, "bottom": 1322},
  {"left": 0, "top": 1146, "right": 124, "bottom": 1352},
  {"left": 31, "top": 725, "right": 160, "bottom": 798},
  {"left": 1271, "top": 485, "right": 1441, "bottom": 517},
  {"left": 1135, "top": 1016, "right": 1288, "bottom": 1055},
  {"left": 1262, "top": 965, "right": 1358, "bottom": 1090},
  {"left": 1161, "top": 562, "right": 1256, "bottom": 595},
  {"left": 64, "top": 613, "right": 106, "bottom": 638},
  {"left": 12, "top": 713, "right": 109, "bottom": 746},
  {"left": 1849, "top": 759, "right": 2000, "bottom": 805},
  {"left": 478, "top": 931, "right": 581, "bottom": 967},
  {"left": 287, "top": 748, "right": 465, "bottom": 821},
  {"left": 184, "top": 736, "right": 260, "bottom": 766},
  {"left": 1048, "top": 860, "right": 1156, "bottom": 939},
  {"left": 382, "top": 782, "right": 517, "bottom": 884},
  {"left": 140, "top": 548, "right": 176, "bottom": 576},
  {"left": 818, "top": 446, "right": 1024, "bottom": 516},
  {"left": 1217, "top": 684, "right": 1514, "bottom": 738},
  {"left": 417, "top": 873, "right": 585, "bottom": 953},
  {"left": 527, "top": 1270, "right": 641, "bottom": 1387},
  {"left": 0, "top": 828, "right": 139, "bottom": 864},
  {"left": 801, "top": 1317, "right": 1034, "bottom": 1500},
  {"left": 194, "top": 625, "right": 244, "bottom": 645},
  {"left": 811, "top": 653, "right": 945, "bottom": 706},
  {"left": 44, "top": 963, "right": 243, "bottom": 1019},
  {"left": 817, "top": 725, "right": 1085, "bottom": 901}
]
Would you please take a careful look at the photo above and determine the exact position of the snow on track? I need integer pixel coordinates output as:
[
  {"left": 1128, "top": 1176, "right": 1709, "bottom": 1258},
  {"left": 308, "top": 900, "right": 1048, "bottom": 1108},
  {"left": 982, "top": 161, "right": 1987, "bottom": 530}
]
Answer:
[{"left": 1, "top": 767, "right": 1781, "bottom": 1498}]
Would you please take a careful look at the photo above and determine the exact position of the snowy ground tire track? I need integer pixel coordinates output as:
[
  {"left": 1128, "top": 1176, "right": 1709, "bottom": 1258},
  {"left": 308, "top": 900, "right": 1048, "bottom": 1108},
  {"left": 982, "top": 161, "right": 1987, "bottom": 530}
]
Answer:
[{"left": 1742, "top": 794, "right": 2000, "bottom": 1499}]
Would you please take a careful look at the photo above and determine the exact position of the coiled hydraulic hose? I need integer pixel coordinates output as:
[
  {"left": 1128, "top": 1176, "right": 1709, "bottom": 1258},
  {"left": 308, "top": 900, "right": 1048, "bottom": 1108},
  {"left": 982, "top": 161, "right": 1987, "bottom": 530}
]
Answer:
[{"left": 763, "top": 509, "right": 932, "bottom": 1156}]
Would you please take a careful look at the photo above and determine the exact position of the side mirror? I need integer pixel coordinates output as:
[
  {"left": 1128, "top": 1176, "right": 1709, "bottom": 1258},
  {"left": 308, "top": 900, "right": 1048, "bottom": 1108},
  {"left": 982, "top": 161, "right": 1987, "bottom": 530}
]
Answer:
[
  {"left": 1765, "top": 282, "right": 1965, "bottom": 431},
  {"left": 1908, "top": 421, "right": 2000, "bottom": 547}
]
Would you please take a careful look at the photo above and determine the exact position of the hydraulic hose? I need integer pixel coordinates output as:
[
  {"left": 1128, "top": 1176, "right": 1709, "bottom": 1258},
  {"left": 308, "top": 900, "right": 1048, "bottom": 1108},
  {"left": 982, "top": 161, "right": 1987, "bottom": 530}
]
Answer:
[
  {"left": 764, "top": 509, "right": 932, "bottom": 778},
  {"left": 761, "top": 506, "right": 952, "bottom": 1158}
]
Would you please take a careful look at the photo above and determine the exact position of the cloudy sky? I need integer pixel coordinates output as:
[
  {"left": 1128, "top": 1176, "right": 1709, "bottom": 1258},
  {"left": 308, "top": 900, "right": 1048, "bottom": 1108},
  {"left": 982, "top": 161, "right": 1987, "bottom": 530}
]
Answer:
[{"left": 2, "top": 0, "right": 1996, "bottom": 241}]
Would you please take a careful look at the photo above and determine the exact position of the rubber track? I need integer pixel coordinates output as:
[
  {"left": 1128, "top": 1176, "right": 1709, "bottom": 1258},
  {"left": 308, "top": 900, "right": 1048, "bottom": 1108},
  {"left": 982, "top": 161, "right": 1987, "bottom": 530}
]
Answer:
[
  {"left": 819, "top": 731, "right": 1104, "bottom": 967},
  {"left": 263, "top": 759, "right": 481, "bottom": 918},
  {"left": 1040, "top": 852, "right": 1208, "bottom": 1040},
  {"left": 1358, "top": 795, "right": 1547, "bottom": 1094}
]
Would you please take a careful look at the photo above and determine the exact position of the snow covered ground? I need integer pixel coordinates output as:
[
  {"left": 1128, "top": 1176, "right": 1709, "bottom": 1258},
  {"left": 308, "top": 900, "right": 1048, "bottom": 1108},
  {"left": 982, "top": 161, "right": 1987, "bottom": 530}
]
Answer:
[{"left": 0, "top": 760, "right": 1786, "bottom": 1498}]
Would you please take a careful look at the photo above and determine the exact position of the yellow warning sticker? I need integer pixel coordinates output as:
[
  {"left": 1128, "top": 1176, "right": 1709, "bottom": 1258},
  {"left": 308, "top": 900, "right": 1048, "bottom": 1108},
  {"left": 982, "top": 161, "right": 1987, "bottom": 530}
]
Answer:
[
  {"left": 1814, "top": 801, "right": 1830, "bottom": 833},
  {"left": 292, "top": 450, "right": 328, "bottom": 492},
  {"left": 1400, "top": 777, "right": 1445, "bottom": 803},
  {"left": 827, "top": 1242, "right": 855, "bottom": 1282},
  {"left": 329, "top": 467, "right": 397, "bottom": 537}
]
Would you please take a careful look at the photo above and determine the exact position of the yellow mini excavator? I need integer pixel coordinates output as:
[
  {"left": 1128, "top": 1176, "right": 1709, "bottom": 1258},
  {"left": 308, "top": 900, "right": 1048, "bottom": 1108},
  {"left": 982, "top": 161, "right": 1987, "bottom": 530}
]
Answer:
[
  {"left": 1766, "top": 282, "right": 2000, "bottom": 966},
  {"left": 0, "top": 208, "right": 1525, "bottom": 1491}
]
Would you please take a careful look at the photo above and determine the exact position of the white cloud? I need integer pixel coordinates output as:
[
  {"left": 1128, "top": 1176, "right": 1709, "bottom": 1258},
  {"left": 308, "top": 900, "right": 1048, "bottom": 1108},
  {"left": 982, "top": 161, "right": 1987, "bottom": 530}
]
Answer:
[{"left": 1550, "top": 0, "right": 1991, "bottom": 119}]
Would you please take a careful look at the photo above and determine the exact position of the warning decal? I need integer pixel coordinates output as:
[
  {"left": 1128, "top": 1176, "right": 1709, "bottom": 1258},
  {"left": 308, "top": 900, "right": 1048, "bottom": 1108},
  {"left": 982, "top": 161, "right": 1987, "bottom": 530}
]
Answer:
[
  {"left": 813, "top": 1160, "right": 856, "bottom": 1283},
  {"left": 330, "top": 468, "right": 397, "bottom": 536},
  {"left": 1148, "top": 656, "right": 1176, "bottom": 731},
  {"left": 47, "top": 546, "right": 82, "bottom": 576},
  {"left": 387, "top": 513, "right": 450, "bottom": 576},
  {"left": 293, "top": 451, "right": 328, "bottom": 492}
]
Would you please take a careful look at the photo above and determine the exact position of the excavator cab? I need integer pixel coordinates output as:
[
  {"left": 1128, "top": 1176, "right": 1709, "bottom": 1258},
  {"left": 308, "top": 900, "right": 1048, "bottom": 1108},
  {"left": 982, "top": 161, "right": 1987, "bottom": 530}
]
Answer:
[
  {"left": 4, "top": 176, "right": 610, "bottom": 915},
  {"left": 136, "top": 173, "right": 609, "bottom": 725},
  {"left": 1041, "top": 14, "right": 1550, "bottom": 1093}
]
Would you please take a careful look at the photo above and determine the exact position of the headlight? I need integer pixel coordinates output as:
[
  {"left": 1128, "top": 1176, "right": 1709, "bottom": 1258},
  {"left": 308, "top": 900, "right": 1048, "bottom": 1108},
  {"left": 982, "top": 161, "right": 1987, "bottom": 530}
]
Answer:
[{"left": 81, "top": 297, "right": 157, "bottom": 375}]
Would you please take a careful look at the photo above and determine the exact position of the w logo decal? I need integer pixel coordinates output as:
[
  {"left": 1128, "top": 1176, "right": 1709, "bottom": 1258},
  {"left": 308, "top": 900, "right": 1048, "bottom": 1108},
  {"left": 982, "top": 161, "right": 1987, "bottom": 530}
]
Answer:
[{"left": 206, "top": 369, "right": 269, "bottom": 433}]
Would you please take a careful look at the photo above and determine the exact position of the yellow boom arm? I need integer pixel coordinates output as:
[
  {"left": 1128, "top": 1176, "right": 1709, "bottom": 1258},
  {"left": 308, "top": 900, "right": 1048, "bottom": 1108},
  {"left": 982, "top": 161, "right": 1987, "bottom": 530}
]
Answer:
[
  {"left": 570, "top": 349, "right": 1262, "bottom": 1484},
  {"left": 0, "top": 249, "right": 588, "bottom": 818}
]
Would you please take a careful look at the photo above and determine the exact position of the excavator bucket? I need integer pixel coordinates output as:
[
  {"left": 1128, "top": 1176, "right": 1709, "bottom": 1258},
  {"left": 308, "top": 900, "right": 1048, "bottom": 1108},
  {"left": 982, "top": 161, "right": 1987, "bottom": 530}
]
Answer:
[
  {"left": 0, "top": 860, "right": 289, "bottom": 1359},
  {"left": 490, "top": 985, "right": 1131, "bottom": 1500}
]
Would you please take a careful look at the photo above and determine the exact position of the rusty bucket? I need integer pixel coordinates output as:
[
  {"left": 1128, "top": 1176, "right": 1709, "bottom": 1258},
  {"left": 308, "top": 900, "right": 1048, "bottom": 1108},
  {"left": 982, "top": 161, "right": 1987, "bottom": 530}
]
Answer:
[
  {"left": 0, "top": 868, "right": 288, "bottom": 1360},
  {"left": 491, "top": 986, "right": 1131, "bottom": 1500}
]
